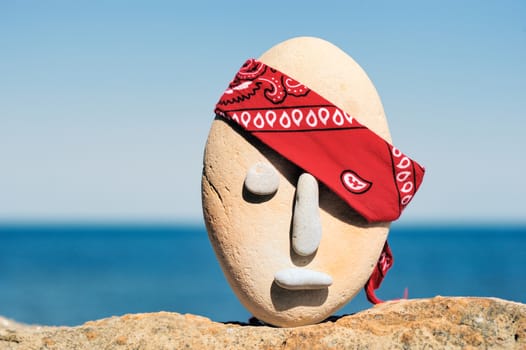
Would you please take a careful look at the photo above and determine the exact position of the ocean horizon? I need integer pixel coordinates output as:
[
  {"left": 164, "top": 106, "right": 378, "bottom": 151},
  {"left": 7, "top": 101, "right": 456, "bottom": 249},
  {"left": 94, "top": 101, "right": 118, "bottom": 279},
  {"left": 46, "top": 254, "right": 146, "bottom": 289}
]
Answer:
[{"left": 0, "top": 222, "right": 524, "bottom": 326}]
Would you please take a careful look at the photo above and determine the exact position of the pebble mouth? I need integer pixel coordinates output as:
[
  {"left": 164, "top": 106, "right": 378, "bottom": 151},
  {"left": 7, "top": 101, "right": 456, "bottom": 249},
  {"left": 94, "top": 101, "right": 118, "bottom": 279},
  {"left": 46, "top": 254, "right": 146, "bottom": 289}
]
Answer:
[{"left": 274, "top": 268, "right": 333, "bottom": 290}]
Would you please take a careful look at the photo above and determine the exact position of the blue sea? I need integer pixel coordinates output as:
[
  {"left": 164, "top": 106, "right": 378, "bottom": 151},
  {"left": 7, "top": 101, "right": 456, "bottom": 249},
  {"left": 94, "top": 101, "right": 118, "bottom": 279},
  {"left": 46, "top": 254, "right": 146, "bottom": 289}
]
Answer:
[{"left": 0, "top": 223, "right": 524, "bottom": 326}]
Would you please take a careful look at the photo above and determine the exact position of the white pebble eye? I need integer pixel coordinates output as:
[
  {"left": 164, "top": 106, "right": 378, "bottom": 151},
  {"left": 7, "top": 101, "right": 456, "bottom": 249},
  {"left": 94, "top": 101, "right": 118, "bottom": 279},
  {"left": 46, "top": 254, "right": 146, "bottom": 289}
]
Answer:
[{"left": 244, "top": 162, "right": 280, "bottom": 196}]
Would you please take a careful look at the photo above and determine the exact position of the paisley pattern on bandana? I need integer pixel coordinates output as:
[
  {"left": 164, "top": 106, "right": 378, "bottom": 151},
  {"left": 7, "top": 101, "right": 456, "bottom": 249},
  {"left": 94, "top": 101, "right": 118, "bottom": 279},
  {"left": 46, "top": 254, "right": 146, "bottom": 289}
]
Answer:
[{"left": 215, "top": 59, "right": 425, "bottom": 223}]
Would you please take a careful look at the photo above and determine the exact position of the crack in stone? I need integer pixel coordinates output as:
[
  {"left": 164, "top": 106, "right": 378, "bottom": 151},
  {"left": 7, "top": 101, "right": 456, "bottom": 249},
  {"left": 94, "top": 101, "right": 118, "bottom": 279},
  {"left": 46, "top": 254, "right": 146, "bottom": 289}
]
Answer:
[
  {"left": 202, "top": 172, "right": 228, "bottom": 223},
  {"left": 0, "top": 334, "right": 21, "bottom": 343}
]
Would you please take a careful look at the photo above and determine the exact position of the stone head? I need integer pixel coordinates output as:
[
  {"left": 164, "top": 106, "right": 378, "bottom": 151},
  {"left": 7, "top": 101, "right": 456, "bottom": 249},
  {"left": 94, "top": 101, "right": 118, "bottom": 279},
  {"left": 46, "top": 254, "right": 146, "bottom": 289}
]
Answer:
[{"left": 203, "top": 37, "right": 397, "bottom": 327}]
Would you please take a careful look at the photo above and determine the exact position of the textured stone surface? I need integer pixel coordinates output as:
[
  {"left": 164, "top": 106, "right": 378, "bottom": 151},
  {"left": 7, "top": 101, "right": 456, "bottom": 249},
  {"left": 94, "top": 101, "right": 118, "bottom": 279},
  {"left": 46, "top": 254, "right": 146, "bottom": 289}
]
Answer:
[
  {"left": 202, "top": 36, "right": 391, "bottom": 327},
  {"left": 1, "top": 297, "right": 525, "bottom": 349}
]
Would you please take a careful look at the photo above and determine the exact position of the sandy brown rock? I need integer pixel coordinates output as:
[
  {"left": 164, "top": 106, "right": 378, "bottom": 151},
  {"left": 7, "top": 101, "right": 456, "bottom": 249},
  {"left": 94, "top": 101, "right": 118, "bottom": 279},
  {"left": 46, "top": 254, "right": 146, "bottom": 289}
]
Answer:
[
  {"left": 1, "top": 297, "right": 525, "bottom": 349},
  {"left": 202, "top": 36, "right": 392, "bottom": 327}
]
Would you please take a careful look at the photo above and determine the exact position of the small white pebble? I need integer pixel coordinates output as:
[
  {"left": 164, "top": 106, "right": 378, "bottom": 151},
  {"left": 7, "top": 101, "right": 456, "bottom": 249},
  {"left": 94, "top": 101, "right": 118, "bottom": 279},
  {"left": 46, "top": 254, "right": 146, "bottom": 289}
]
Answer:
[
  {"left": 244, "top": 162, "right": 279, "bottom": 195},
  {"left": 292, "top": 173, "right": 322, "bottom": 256},
  {"left": 275, "top": 268, "right": 332, "bottom": 290}
]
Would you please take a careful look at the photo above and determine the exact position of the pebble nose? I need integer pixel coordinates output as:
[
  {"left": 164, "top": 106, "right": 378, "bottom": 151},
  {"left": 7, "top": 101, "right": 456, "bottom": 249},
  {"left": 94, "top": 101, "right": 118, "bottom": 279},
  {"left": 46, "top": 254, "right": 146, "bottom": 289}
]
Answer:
[{"left": 291, "top": 173, "right": 322, "bottom": 256}]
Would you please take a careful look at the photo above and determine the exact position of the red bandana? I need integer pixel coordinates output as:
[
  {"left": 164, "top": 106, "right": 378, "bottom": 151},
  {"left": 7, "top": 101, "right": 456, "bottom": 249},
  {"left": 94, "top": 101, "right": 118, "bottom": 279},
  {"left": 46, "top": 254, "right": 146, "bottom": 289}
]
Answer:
[{"left": 215, "top": 59, "right": 424, "bottom": 223}]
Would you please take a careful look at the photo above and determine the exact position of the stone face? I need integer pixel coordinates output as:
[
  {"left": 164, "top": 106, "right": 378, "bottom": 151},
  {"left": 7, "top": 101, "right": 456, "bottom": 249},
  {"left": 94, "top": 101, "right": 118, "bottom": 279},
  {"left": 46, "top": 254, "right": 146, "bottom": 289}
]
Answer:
[
  {"left": 1, "top": 297, "right": 525, "bottom": 349},
  {"left": 202, "top": 37, "right": 392, "bottom": 327}
]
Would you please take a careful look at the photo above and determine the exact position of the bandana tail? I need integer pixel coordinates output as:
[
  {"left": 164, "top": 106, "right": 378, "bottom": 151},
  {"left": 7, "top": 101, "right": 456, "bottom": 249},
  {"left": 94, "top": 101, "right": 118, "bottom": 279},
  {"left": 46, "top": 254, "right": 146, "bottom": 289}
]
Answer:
[{"left": 365, "top": 241, "right": 400, "bottom": 304}]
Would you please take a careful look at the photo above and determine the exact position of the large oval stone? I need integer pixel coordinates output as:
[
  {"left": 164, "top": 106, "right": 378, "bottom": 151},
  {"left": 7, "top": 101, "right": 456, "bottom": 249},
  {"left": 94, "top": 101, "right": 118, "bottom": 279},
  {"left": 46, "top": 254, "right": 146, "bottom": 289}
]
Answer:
[{"left": 202, "top": 37, "right": 392, "bottom": 327}]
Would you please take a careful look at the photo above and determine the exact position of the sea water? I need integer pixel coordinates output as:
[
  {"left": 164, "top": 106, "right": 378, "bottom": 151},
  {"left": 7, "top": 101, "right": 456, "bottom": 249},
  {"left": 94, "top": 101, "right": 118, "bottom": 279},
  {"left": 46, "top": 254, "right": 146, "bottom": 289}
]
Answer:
[{"left": 0, "top": 223, "right": 524, "bottom": 326}]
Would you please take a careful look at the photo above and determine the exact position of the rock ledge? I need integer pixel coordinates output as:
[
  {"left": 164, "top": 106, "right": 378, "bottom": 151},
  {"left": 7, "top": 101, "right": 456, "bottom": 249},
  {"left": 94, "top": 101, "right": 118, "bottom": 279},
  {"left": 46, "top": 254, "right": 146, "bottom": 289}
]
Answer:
[{"left": 1, "top": 297, "right": 525, "bottom": 349}]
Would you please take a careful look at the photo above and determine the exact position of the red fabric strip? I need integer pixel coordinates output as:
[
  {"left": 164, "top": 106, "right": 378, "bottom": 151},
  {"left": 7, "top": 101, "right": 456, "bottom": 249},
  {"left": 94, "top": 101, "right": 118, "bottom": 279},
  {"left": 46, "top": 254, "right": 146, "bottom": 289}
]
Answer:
[
  {"left": 365, "top": 242, "right": 394, "bottom": 304},
  {"left": 215, "top": 59, "right": 425, "bottom": 223}
]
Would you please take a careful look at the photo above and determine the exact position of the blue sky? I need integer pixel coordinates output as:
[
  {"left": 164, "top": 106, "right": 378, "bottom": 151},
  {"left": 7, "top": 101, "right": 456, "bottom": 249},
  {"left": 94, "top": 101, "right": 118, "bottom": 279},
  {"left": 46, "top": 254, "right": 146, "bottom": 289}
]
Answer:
[{"left": 1, "top": 0, "right": 525, "bottom": 224}]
